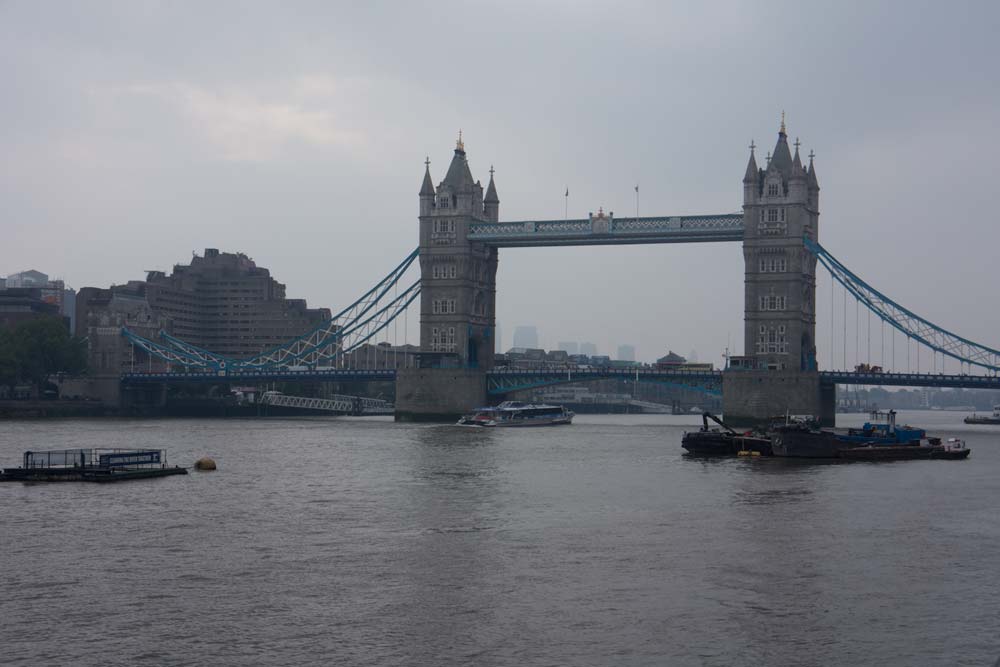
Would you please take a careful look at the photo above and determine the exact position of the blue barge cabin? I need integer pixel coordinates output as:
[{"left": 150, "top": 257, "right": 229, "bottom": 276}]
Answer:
[{"left": 0, "top": 448, "right": 188, "bottom": 483}]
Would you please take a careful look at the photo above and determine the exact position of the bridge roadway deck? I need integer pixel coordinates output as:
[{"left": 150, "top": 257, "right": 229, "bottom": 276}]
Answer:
[
  {"left": 121, "top": 369, "right": 397, "bottom": 385},
  {"left": 120, "top": 369, "right": 1000, "bottom": 391},
  {"left": 485, "top": 368, "right": 723, "bottom": 394},
  {"left": 821, "top": 370, "right": 1000, "bottom": 389},
  {"left": 468, "top": 214, "right": 745, "bottom": 247}
]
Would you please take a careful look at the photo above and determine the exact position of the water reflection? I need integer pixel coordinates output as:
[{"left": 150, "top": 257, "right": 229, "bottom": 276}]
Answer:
[{"left": 392, "top": 425, "right": 508, "bottom": 662}]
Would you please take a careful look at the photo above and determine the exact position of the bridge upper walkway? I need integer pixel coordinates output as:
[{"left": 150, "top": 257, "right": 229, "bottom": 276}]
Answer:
[{"left": 468, "top": 214, "right": 744, "bottom": 247}]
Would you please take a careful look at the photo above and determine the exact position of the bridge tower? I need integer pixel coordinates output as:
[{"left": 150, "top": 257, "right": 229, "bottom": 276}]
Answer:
[
  {"left": 417, "top": 133, "right": 499, "bottom": 368},
  {"left": 396, "top": 134, "right": 499, "bottom": 420},
  {"left": 724, "top": 117, "right": 834, "bottom": 425},
  {"left": 742, "top": 115, "right": 819, "bottom": 371}
]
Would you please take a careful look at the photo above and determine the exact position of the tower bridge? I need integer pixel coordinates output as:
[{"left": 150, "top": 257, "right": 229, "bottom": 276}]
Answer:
[
  {"left": 396, "top": 118, "right": 823, "bottom": 422},
  {"left": 120, "top": 119, "right": 1000, "bottom": 424}
]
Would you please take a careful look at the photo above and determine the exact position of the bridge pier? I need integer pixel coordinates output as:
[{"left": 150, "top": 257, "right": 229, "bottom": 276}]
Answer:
[
  {"left": 722, "top": 370, "right": 835, "bottom": 427},
  {"left": 394, "top": 368, "right": 487, "bottom": 422},
  {"left": 120, "top": 381, "right": 167, "bottom": 414}
]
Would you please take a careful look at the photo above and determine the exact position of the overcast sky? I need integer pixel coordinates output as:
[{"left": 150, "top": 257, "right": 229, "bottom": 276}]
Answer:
[{"left": 2, "top": 1, "right": 999, "bottom": 368}]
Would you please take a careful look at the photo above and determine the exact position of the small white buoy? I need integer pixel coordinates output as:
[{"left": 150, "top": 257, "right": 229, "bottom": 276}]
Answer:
[{"left": 194, "top": 457, "right": 217, "bottom": 471}]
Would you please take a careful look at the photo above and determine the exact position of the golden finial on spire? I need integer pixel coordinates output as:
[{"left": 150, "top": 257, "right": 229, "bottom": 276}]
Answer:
[
  {"left": 456, "top": 129, "right": 464, "bottom": 151},
  {"left": 780, "top": 110, "right": 786, "bottom": 135}
]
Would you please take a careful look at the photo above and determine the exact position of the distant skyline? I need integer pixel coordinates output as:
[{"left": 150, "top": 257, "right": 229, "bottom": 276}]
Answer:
[
  {"left": 3, "top": 2, "right": 999, "bottom": 371},
  {"left": 511, "top": 325, "right": 539, "bottom": 350}
]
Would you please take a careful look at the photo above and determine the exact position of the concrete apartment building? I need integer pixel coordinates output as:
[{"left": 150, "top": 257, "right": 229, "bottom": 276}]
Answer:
[
  {"left": 74, "top": 248, "right": 331, "bottom": 404},
  {"left": 138, "top": 248, "right": 331, "bottom": 358}
]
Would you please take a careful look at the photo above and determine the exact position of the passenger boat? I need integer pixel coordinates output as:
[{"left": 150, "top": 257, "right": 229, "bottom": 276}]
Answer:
[
  {"left": 964, "top": 406, "right": 1000, "bottom": 424},
  {"left": 456, "top": 401, "right": 574, "bottom": 427},
  {"left": 682, "top": 412, "right": 772, "bottom": 456}
]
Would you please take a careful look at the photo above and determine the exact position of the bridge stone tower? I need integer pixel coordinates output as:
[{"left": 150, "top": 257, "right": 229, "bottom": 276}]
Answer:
[
  {"left": 742, "top": 116, "right": 819, "bottom": 372},
  {"left": 396, "top": 134, "right": 499, "bottom": 420},
  {"left": 724, "top": 117, "right": 835, "bottom": 425},
  {"left": 417, "top": 133, "right": 499, "bottom": 368}
]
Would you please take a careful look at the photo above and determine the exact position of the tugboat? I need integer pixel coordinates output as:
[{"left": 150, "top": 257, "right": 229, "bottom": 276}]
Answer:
[
  {"left": 681, "top": 412, "right": 772, "bottom": 456},
  {"left": 456, "top": 401, "right": 574, "bottom": 427},
  {"left": 964, "top": 406, "right": 1000, "bottom": 425}
]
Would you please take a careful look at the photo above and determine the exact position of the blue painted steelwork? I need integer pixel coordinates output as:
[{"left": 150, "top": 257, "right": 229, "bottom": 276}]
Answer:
[
  {"left": 485, "top": 368, "right": 723, "bottom": 396},
  {"left": 821, "top": 371, "right": 1000, "bottom": 390},
  {"left": 122, "top": 328, "right": 219, "bottom": 370},
  {"left": 121, "top": 369, "right": 397, "bottom": 385},
  {"left": 807, "top": 238, "right": 1000, "bottom": 374},
  {"left": 468, "top": 214, "right": 744, "bottom": 247},
  {"left": 238, "top": 249, "right": 419, "bottom": 369},
  {"left": 120, "top": 367, "right": 1000, "bottom": 392}
]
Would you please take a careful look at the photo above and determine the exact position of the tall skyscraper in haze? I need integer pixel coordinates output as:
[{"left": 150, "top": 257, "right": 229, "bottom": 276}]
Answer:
[
  {"left": 617, "top": 344, "right": 636, "bottom": 362},
  {"left": 513, "top": 325, "right": 539, "bottom": 349}
]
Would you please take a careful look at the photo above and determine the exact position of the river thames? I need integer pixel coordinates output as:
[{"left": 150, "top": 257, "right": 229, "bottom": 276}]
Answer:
[{"left": 1, "top": 411, "right": 998, "bottom": 666}]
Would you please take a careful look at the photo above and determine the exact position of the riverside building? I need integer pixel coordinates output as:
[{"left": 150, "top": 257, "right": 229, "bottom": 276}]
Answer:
[{"left": 74, "top": 249, "right": 330, "bottom": 404}]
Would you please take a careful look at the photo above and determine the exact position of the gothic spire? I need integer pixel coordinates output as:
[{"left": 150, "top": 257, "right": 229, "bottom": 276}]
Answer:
[
  {"left": 790, "top": 138, "right": 806, "bottom": 181},
  {"left": 768, "top": 113, "right": 793, "bottom": 178},
  {"left": 441, "top": 131, "right": 475, "bottom": 191},
  {"left": 485, "top": 164, "right": 499, "bottom": 203},
  {"left": 743, "top": 140, "right": 759, "bottom": 183},
  {"left": 807, "top": 150, "right": 820, "bottom": 189},
  {"left": 419, "top": 156, "right": 435, "bottom": 196}
]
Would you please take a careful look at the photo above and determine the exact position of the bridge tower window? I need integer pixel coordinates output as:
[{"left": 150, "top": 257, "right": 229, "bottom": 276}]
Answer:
[
  {"left": 757, "top": 325, "right": 788, "bottom": 354},
  {"left": 759, "top": 257, "right": 787, "bottom": 273},
  {"left": 767, "top": 182, "right": 780, "bottom": 197},
  {"left": 759, "top": 295, "right": 786, "bottom": 311}
]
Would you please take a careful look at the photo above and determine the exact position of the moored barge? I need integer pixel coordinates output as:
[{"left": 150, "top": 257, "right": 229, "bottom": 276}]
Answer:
[
  {"left": 0, "top": 448, "right": 188, "bottom": 483},
  {"left": 770, "top": 411, "right": 970, "bottom": 461}
]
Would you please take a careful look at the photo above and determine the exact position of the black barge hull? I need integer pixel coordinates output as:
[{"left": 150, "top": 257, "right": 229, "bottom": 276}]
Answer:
[
  {"left": 0, "top": 466, "right": 189, "bottom": 483},
  {"left": 682, "top": 432, "right": 772, "bottom": 456},
  {"left": 769, "top": 427, "right": 846, "bottom": 458}
]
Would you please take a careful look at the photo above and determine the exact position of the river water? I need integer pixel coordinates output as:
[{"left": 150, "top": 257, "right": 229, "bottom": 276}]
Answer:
[{"left": 1, "top": 411, "right": 998, "bottom": 666}]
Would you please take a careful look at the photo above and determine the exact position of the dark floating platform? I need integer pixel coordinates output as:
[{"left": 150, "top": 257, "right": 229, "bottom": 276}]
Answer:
[
  {"left": 838, "top": 442, "right": 971, "bottom": 461},
  {"left": 0, "top": 448, "right": 188, "bottom": 483}
]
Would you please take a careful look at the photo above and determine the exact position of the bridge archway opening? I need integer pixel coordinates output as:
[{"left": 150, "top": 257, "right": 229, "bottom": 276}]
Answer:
[{"left": 493, "top": 243, "right": 745, "bottom": 366}]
